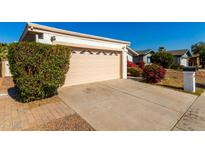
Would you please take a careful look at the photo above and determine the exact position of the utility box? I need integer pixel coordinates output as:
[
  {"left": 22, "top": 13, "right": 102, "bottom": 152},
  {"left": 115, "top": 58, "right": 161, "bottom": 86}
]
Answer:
[{"left": 183, "top": 66, "right": 196, "bottom": 93}]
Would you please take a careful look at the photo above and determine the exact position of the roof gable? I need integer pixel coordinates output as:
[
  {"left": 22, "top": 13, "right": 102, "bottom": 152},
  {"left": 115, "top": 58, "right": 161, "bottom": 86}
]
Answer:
[
  {"left": 127, "top": 47, "right": 139, "bottom": 56},
  {"left": 137, "top": 49, "right": 154, "bottom": 55}
]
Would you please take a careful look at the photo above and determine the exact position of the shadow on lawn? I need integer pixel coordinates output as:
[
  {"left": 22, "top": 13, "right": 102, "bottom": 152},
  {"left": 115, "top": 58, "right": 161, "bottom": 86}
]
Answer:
[{"left": 196, "top": 83, "right": 205, "bottom": 89}]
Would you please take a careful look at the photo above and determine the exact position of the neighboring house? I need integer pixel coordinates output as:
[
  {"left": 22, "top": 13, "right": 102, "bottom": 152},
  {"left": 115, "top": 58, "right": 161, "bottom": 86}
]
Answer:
[
  {"left": 168, "top": 49, "right": 192, "bottom": 66},
  {"left": 127, "top": 47, "right": 139, "bottom": 62},
  {"left": 133, "top": 49, "right": 154, "bottom": 64},
  {"left": 7, "top": 23, "right": 131, "bottom": 87},
  {"left": 189, "top": 54, "right": 201, "bottom": 68}
]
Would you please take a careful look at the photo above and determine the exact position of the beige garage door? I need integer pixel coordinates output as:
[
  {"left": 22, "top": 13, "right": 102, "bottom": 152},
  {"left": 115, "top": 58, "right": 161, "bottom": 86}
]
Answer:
[{"left": 64, "top": 48, "right": 122, "bottom": 86}]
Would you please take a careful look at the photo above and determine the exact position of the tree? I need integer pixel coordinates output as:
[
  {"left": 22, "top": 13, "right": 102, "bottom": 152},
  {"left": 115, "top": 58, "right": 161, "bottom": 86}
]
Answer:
[
  {"left": 158, "top": 46, "right": 166, "bottom": 52},
  {"left": 200, "top": 51, "right": 205, "bottom": 68},
  {"left": 0, "top": 43, "right": 8, "bottom": 60},
  {"left": 151, "top": 51, "right": 174, "bottom": 68},
  {"left": 191, "top": 42, "right": 205, "bottom": 68}
]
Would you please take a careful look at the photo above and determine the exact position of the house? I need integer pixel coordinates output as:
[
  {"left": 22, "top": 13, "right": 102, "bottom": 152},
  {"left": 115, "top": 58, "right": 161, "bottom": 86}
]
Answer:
[
  {"left": 12, "top": 23, "right": 131, "bottom": 87},
  {"left": 168, "top": 49, "right": 192, "bottom": 66},
  {"left": 189, "top": 54, "right": 201, "bottom": 68},
  {"left": 127, "top": 47, "right": 139, "bottom": 62},
  {"left": 133, "top": 49, "right": 154, "bottom": 64}
]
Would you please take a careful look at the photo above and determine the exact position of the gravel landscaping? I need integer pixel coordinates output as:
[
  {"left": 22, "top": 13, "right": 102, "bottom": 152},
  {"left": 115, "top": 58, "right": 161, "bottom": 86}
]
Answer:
[{"left": 25, "top": 113, "right": 95, "bottom": 131}]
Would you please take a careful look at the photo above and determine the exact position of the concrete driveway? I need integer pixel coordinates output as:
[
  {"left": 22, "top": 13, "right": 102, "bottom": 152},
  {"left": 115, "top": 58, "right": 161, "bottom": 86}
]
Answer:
[{"left": 59, "top": 79, "right": 197, "bottom": 130}]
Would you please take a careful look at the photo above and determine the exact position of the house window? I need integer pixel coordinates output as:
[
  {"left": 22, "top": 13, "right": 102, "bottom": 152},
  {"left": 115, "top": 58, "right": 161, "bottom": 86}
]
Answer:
[
  {"left": 38, "top": 34, "right": 44, "bottom": 39},
  {"left": 147, "top": 57, "right": 151, "bottom": 63}
]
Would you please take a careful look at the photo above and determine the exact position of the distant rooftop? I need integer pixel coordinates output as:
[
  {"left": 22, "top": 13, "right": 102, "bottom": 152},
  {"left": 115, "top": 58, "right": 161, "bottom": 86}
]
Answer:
[
  {"left": 136, "top": 49, "right": 154, "bottom": 55},
  {"left": 167, "top": 49, "right": 190, "bottom": 56}
]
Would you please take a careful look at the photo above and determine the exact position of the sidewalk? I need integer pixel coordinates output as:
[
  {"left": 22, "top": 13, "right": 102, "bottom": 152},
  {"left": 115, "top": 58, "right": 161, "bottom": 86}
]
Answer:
[{"left": 173, "top": 92, "right": 205, "bottom": 131}]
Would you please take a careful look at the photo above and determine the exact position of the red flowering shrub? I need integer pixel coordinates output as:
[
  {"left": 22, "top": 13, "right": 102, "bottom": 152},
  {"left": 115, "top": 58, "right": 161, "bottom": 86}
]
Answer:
[
  {"left": 139, "top": 61, "right": 145, "bottom": 69},
  {"left": 142, "top": 64, "right": 166, "bottom": 83},
  {"left": 128, "top": 66, "right": 143, "bottom": 77},
  {"left": 127, "top": 61, "right": 136, "bottom": 67}
]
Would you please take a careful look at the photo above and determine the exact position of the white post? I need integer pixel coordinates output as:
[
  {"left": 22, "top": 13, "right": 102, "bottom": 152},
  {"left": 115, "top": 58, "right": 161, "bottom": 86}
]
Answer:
[
  {"left": 35, "top": 34, "right": 39, "bottom": 43},
  {"left": 183, "top": 67, "right": 196, "bottom": 93},
  {"left": 122, "top": 47, "right": 128, "bottom": 79}
]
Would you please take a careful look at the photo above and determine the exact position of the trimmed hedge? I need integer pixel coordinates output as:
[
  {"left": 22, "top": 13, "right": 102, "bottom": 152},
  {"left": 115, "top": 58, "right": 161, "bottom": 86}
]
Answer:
[
  {"left": 8, "top": 42, "right": 71, "bottom": 102},
  {"left": 142, "top": 64, "right": 166, "bottom": 83}
]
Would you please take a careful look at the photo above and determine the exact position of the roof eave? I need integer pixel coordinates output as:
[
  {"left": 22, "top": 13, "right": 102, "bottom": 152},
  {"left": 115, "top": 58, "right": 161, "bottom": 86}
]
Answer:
[
  {"left": 127, "top": 47, "right": 139, "bottom": 56},
  {"left": 19, "top": 24, "right": 29, "bottom": 42},
  {"left": 26, "top": 23, "right": 131, "bottom": 45}
]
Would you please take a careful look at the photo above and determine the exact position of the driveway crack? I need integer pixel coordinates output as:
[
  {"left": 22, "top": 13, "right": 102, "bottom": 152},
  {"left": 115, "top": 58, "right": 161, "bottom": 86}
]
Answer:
[{"left": 170, "top": 96, "right": 200, "bottom": 131}]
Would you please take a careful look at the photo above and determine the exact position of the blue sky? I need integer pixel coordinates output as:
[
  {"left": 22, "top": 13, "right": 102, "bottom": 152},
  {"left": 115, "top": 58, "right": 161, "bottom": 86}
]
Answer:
[{"left": 1, "top": 22, "right": 205, "bottom": 51}]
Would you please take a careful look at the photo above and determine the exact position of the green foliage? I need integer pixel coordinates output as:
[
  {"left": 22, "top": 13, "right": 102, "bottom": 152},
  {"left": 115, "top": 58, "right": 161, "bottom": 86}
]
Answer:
[
  {"left": 158, "top": 46, "right": 166, "bottom": 52},
  {"left": 0, "top": 43, "right": 8, "bottom": 60},
  {"left": 192, "top": 42, "right": 205, "bottom": 67},
  {"left": 142, "top": 64, "right": 166, "bottom": 83},
  {"left": 151, "top": 51, "right": 174, "bottom": 68},
  {"left": 170, "top": 63, "right": 184, "bottom": 71},
  {"left": 128, "top": 66, "right": 143, "bottom": 77},
  {"left": 8, "top": 42, "right": 71, "bottom": 102},
  {"left": 200, "top": 51, "right": 205, "bottom": 67},
  {"left": 191, "top": 42, "right": 205, "bottom": 54}
]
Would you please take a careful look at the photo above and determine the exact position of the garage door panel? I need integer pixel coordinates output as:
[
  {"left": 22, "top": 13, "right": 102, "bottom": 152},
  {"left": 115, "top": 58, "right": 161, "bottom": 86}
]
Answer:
[{"left": 64, "top": 50, "right": 121, "bottom": 86}]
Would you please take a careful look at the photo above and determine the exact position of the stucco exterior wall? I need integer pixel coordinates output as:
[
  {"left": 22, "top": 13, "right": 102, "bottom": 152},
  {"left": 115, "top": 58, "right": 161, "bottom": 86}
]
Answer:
[
  {"left": 37, "top": 32, "right": 127, "bottom": 50},
  {"left": 1, "top": 60, "right": 12, "bottom": 77},
  {"left": 143, "top": 53, "right": 152, "bottom": 64},
  {"left": 180, "top": 58, "right": 188, "bottom": 66},
  {"left": 173, "top": 54, "right": 189, "bottom": 66},
  {"left": 35, "top": 31, "right": 128, "bottom": 79},
  {"left": 127, "top": 52, "right": 133, "bottom": 62}
]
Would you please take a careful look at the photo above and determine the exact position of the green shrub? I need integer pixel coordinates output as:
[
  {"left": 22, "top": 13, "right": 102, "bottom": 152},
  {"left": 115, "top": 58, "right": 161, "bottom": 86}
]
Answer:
[
  {"left": 142, "top": 64, "right": 166, "bottom": 83},
  {"left": 170, "top": 63, "right": 184, "bottom": 71},
  {"left": 151, "top": 51, "right": 174, "bottom": 68},
  {"left": 8, "top": 42, "right": 71, "bottom": 102},
  {"left": 128, "top": 66, "right": 143, "bottom": 77},
  {"left": 0, "top": 43, "right": 8, "bottom": 60}
]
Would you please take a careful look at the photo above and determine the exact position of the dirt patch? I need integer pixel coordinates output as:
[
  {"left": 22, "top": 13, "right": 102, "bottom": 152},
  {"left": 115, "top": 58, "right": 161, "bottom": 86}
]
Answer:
[
  {"left": 164, "top": 69, "right": 205, "bottom": 87},
  {"left": 25, "top": 113, "right": 95, "bottom": 131},
  {"left": 157, "top": 69, "right": 204, "bottom": 96}
]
